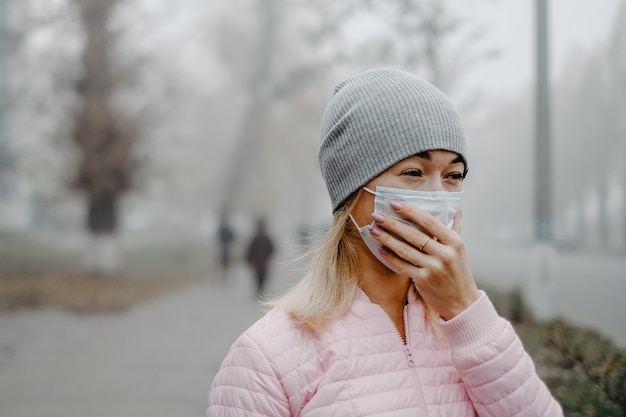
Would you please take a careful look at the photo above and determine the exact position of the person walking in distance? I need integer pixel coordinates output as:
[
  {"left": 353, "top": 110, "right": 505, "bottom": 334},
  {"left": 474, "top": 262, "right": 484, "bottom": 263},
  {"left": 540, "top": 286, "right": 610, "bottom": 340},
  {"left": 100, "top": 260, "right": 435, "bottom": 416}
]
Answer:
[
  {"left": 216, "top": 210, "right": 235, "bottom": 282},
  {"left": 245, "top": 217, "right": 275, "bottom": 299}
]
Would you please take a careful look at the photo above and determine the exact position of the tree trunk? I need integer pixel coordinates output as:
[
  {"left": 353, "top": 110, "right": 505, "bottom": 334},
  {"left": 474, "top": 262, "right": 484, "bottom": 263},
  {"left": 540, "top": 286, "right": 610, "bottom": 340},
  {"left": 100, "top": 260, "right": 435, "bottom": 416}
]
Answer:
[
  {"left": 82, "top": 192, "right": 120, "bottom": 276},
  {"left": 82, "top": 232, "right": 120, "bottom": 277},
  {"left": 87, "top": 191, "right": 117, "bottom": 234},
  {"left": 72, "top": 0, "right": 132, "bottom": 276},
  {"left": 220, "top": 0, "right": 276, "bottom": 212}
]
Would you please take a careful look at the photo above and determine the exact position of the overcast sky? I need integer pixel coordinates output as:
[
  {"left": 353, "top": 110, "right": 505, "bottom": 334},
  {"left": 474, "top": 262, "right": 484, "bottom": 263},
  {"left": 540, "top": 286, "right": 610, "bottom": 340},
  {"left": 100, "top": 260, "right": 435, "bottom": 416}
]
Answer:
[{"left": 456, "top": 0, "right": 623, "bottom": 98}]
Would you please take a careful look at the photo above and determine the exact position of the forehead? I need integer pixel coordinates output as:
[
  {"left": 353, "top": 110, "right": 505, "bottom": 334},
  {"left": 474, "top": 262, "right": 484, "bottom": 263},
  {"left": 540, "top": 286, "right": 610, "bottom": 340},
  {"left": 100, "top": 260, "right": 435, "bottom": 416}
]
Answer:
[{"left": 397, "top": 150, "right": 465, "bottom": 166}]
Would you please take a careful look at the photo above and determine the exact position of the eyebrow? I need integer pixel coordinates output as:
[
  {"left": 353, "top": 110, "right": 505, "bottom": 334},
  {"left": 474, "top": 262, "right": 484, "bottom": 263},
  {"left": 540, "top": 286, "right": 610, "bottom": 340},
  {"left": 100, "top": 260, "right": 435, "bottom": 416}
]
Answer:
[
  {"left": 415, "top": 151, "right": 465, "bottom": 165},
  {"left": 451, "top": 154, "right": 465, "bottom": 164}
]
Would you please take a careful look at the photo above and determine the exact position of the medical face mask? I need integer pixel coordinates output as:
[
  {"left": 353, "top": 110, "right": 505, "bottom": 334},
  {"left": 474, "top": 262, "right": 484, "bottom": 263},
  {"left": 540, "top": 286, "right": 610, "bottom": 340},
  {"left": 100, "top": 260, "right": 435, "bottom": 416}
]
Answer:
[{"left": 349, "top": 186, "right": 463, "bottom": 273}]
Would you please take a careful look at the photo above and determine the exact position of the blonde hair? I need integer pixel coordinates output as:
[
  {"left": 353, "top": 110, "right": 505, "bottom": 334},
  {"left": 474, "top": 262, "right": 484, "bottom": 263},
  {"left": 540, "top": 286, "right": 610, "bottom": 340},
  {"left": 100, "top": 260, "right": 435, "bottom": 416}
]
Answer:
[
  {"left": 268, "top": 190, "right": 438, "bottom": 330},
  {"left": 267, "top": 191, "right": 363, "bottom": 330}
]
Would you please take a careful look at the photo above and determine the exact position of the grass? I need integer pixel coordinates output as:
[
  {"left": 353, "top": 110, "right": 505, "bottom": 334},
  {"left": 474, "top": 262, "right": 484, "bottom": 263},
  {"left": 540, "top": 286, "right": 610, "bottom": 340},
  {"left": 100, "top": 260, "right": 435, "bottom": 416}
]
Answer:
[{"left": 0, "top": 232, "right": 218, "bottom": 313}]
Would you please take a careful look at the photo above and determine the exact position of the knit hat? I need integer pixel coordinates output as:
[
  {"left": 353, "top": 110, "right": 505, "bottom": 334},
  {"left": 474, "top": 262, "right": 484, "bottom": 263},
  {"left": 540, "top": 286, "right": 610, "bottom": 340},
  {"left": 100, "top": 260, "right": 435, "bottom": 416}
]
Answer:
[{"left": 318, "top": 68, "right": 466, "bottom": 212}]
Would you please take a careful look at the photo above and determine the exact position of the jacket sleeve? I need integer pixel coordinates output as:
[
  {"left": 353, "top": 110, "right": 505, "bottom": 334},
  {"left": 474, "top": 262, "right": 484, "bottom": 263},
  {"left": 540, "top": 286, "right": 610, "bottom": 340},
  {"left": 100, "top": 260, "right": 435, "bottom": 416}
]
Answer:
[
  {"left": 439, "top": 291, "right": 563, "bottom": 417},
  {"left": 207, "top": 333, "right": 290, "bottom": 417}
]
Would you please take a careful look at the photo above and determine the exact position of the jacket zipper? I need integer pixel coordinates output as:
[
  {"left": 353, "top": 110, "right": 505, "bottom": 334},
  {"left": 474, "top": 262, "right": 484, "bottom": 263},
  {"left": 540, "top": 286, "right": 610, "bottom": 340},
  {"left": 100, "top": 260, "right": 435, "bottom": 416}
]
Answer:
[
  {"left": 402, "top": 307, "right": 415, "bottom": 367},
  {"left": 386, "top": 305, "right": 429, "bottom": 417}
]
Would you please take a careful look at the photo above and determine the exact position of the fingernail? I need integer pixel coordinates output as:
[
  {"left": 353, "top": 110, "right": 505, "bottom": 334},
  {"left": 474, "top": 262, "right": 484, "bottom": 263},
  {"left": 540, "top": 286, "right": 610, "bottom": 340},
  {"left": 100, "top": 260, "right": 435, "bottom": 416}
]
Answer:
[
  {"left": 371, "top": 212, "right": 385, "bottom": 223},
  {"left": 378, "top": 246, "right": 388, "bottom": 255},
  {"left": 369, "top": 226, "right": 381, "bottom": 237},
  {"left": 390, "top": 201, "right": 402, "bottom": 211}
]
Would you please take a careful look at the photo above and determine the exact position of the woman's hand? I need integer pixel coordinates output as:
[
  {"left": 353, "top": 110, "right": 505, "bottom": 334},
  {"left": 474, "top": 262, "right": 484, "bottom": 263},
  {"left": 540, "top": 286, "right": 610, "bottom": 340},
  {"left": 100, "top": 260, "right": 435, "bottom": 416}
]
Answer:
[{"left": 369, "top": 202, "right": 480, "bottom": 320}]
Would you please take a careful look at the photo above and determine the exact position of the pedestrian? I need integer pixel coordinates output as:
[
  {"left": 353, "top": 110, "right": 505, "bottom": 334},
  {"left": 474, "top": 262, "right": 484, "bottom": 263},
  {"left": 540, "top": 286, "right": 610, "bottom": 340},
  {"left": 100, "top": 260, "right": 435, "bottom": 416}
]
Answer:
[
  {"left": 216, "top": 210, "right": 235, "bottom": 282},
  {"left": 207, "top": 68, "right": 563, "bottom": 416},
  {"left": 244, "top": 217, "right": 275, "bottom": 299}
]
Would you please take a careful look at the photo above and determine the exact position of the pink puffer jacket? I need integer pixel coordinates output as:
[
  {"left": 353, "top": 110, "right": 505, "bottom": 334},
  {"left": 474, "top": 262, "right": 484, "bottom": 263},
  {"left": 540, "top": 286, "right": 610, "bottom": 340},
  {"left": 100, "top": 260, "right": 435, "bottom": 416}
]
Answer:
[{"left": 207, "top": 290, "right": 563, "bottom": 416}]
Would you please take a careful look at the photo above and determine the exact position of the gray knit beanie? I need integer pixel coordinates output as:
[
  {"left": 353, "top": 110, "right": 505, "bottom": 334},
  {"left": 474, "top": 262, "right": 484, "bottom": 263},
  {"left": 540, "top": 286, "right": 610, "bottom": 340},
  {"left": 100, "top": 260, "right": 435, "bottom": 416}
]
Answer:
[{"left": 318, "top": 68, "right": 466, "bottom": 211}]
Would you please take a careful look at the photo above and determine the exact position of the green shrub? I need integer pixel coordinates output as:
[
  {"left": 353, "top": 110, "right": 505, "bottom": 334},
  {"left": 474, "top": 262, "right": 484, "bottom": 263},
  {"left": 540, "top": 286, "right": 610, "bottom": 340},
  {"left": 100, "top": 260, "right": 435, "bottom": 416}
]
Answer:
[{"left": 545, "top": 319, "right": 626, "bottom": 416}]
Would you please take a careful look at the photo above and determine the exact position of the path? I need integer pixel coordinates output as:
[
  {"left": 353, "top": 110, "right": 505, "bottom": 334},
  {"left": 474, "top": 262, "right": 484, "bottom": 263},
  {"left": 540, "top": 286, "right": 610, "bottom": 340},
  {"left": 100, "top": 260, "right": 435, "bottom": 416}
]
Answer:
[{"left": 0, "top": 258, "right": 297, "bottom": 417}]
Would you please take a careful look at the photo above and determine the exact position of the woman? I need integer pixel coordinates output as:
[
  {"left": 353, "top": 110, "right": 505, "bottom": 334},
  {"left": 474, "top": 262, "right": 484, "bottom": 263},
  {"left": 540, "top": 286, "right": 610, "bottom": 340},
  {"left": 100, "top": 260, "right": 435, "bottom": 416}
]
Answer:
[{"left": 207, "top": 68, "right": 563, "bottom": 416}]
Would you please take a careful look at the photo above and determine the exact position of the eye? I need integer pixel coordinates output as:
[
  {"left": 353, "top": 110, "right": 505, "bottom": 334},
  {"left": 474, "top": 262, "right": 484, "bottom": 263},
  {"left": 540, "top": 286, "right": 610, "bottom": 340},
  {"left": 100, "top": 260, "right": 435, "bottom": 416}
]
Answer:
[
  {"left": 402, "top": 169, "right": 423, "bottom": 177},
  {"left": 444, "top": 172, "right": 464, "bottom": 182}
]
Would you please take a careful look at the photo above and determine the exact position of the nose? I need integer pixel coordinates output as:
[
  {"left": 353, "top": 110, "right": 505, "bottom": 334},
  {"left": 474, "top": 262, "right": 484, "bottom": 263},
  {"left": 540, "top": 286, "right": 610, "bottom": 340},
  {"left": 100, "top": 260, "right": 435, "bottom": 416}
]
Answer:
[{"left": 422, "top": 176, "right": 446, "bottom": 192}]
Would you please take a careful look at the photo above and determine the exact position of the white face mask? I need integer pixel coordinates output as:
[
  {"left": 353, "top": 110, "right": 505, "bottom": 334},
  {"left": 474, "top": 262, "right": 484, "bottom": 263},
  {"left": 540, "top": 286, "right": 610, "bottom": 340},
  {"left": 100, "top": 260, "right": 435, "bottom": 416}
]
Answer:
[{"left": 350, "top": 186, "right": 463, "bottom": 273}]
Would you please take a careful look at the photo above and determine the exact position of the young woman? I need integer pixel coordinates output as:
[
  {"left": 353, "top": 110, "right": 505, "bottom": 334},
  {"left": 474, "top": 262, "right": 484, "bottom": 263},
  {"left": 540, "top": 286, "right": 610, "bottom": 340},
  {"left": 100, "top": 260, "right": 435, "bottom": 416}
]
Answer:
[{"left": 207, "top": 68, "right": 563, "bottom": 417}]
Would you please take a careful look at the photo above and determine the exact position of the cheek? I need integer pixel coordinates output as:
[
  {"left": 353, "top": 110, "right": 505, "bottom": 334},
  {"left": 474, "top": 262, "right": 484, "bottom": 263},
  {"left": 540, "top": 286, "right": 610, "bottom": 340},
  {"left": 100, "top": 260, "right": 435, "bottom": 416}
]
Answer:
[
  {"left": 352, "top": 194, "right": 375, "bottom": 226},
  {"left": 446, "top": 183, "right": 463, "bottom": 192}
]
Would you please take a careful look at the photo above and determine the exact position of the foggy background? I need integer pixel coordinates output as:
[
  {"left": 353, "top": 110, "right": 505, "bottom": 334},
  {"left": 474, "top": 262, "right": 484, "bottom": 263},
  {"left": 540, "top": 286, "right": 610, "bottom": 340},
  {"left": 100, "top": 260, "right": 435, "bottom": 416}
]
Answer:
[
  {"left": 0, "top": 0, "right": 625, "bottom": 415},
  {"left": 1, "top": 0, "right": 626, "bottom": 341}
]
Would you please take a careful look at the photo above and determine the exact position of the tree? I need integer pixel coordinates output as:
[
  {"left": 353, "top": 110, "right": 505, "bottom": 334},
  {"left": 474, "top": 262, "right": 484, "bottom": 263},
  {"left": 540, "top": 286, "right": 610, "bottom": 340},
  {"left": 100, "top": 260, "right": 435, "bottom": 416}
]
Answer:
[
  {"left": 358, "top": 0, "right": 498, "bottom": 93},
  {"left": 0, "top": 0, "right": 84, "bottom": 235},
  {"left": 608, "top": 1, "right": 626, "bottom": 247},
  {"left": 0, "top": 0, "right": 16, "bottom": 186},
  {"left": 214, "top": 0, "right": 356, "bottom": 216},
  {"left": 552, "top": 0, "right": 626, "bottom": 250},
  {"left": 71, "top": 0, "right": 138, "bottom": 275},
  {"left": 213, "top": 0, "right": 494, "bottom": 225}
]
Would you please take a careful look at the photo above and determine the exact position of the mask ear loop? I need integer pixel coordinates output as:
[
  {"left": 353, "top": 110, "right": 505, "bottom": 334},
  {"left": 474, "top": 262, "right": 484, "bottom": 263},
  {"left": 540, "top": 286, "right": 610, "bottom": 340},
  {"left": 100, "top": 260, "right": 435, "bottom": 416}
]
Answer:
[
  {"left": 349, "top": 187, "right": 378, "bottom": 230},
  {"left": 363, "top": 186, "right": 377, "bottom": 196},
  {"left": 348, "top": 214, "right": 361, "bottom": 229}
]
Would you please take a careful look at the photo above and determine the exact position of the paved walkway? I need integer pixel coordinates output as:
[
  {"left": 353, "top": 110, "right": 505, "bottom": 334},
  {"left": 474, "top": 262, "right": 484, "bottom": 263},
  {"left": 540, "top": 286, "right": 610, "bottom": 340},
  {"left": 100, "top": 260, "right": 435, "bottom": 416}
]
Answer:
[{"left": 0, "top": 260, "right": 295, "bottom": 417}]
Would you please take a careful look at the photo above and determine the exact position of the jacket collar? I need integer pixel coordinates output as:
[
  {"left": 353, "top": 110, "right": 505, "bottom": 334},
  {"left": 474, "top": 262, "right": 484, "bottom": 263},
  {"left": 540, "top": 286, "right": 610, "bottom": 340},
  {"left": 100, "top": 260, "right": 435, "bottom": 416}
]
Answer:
[{"left": 355, "top": 283, "right": 419, "bottom": 305}]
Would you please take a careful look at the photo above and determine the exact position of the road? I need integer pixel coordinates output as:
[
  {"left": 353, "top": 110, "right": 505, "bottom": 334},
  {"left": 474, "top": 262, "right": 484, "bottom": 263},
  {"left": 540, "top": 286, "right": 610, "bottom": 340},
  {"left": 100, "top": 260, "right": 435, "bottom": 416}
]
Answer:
[{"left": 469, "top": 241, "right": 626, "bottom": 347}]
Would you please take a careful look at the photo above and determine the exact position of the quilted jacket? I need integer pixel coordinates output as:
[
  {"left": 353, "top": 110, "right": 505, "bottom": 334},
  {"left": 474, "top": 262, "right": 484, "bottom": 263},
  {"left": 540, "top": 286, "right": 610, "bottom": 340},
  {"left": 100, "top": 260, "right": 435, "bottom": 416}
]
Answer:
[{"left": 207, "top": 289, "right": 563, "bottom": 416}]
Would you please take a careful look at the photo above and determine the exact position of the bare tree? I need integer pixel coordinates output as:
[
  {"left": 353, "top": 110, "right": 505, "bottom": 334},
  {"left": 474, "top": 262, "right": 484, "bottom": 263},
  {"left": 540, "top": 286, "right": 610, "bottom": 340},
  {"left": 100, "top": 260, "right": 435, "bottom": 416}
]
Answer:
[
  {"left": 211, "top": 0, "right": 498, "bottom": 230},
  {"left": 609, "top": 1, "right": 626, "bottom": 247},
  {"left": 0, "top": 0, "right": 15, "bottom": 184},
  {"left": 215, "top": 0, "right": 355, "bottom": 215},
  {"left": 358, "top": 0, "right": 498, "bottom": 92},
  {"left": 71, "top": 0, "right": 138, "bottom": 275},
  {"left": 552, "top": 1, "right": 626, "bottom": 250}
]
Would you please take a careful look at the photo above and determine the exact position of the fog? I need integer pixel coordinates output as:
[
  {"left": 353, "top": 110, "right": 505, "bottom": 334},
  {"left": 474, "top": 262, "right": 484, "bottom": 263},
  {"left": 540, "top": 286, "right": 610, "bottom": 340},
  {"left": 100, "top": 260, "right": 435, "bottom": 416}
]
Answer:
[{"left": 0, "top": 0, "right": 625, "bottom": 361}]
